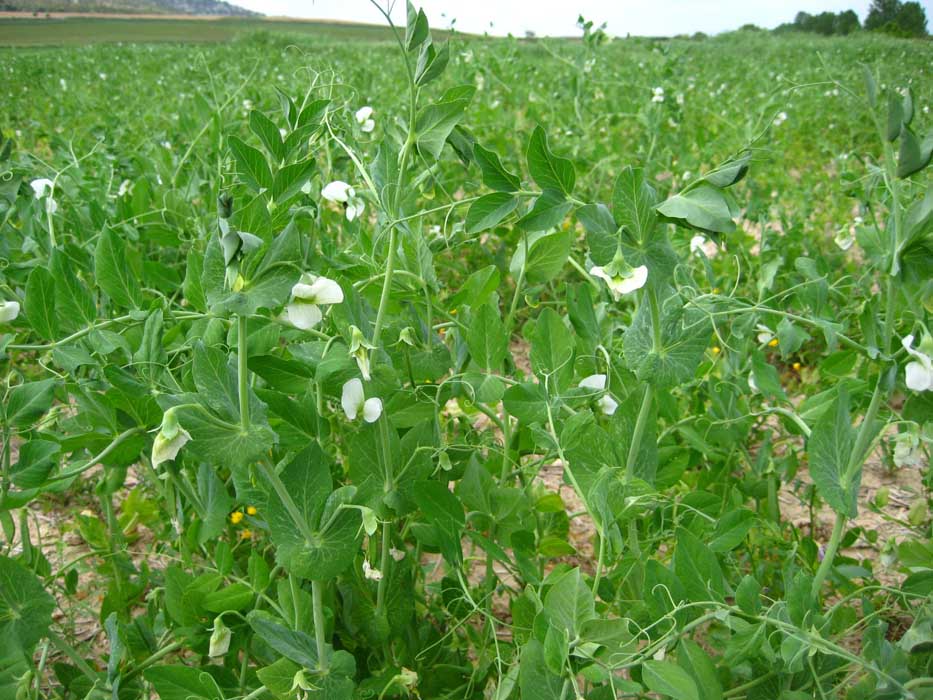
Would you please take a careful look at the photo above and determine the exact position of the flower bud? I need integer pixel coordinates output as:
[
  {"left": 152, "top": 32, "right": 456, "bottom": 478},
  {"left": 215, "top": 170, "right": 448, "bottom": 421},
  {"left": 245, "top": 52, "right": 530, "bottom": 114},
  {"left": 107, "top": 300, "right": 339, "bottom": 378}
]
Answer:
[
  {"left": 218, "top": 193, "right": 234, "bottom": 219},
  {"left": 209, "top": 616, "right": 232, "bottom": 657}
]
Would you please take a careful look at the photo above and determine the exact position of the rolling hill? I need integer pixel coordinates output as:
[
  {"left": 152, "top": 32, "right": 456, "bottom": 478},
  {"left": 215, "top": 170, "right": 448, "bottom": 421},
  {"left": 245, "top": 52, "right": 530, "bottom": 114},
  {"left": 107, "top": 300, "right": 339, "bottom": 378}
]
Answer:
[{"left": 2, "top": 0, "right": 260, "bottom": 16}]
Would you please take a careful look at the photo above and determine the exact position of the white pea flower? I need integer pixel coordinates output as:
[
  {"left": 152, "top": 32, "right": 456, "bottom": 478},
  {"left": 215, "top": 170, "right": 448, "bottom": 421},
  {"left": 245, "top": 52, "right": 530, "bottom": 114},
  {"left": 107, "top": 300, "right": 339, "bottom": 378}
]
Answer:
[
  {"left": 322, "top": 180, "right": 365, "bottom": 222},
  {"left": 348, "top": 325, "right": 375, "bottom": 380},
  {"left": 30, "top": 178, "right": 54, "bottom": 199},
  {"left": 773, "top": 111, "right": 788, "bottom": 127},
  {"left": 579, "top": 374, "right": 606, "bottom": 391},
  {"left": 341, "top": 378, "right": 383, "bottom": 423},
  {"left": 59, "top": 78, "right": 67, "bottom": 91},
  {"left": 748, "top": 371, "right": 759, "bottom": 394},
  {"left": 0, "top": 300, "right": 20, "bottom": 323},
  {"left": 362, "top": 559, "right": 383, "bottom": 581},
  {"left": 355, "top": 105, "right": 375, "bottom": 133},
  {"left": 893, "top": 429, "right": 922, "bottom": 468},
  {"left": 117, "top": 179, "right": 132, "bottom": 197},
  {"left": 209, "top": 616, "right": 232, "bottom": 658},
  {"left": 597, "top": 395, "right": 619, "bottom": 416},
  {"left": 590, "top": 263, "right": 648, "bottom": 299},
  {"left": 390, "top": 547, "right": 406, "bottom": 561},
  {"left": 151, "top": 408, "right": 191, "bottom": 467},
  {"left": 285, "top": 273, "right": 343, "bottom": 330},
  {"left": 651, "top": 86, "right": 665, "bottom": 103},
  {"left": 902, "top": 334, "right": 933, "bottom": 392},
  {"left": 577, "top": 374, "right": 617, "bottom": 415},
  {"left": 690, "top": 235, "right": 706, "bottom": 255},
  {"left": 834, "top": 230, "right": 855, "bottom": 251}
]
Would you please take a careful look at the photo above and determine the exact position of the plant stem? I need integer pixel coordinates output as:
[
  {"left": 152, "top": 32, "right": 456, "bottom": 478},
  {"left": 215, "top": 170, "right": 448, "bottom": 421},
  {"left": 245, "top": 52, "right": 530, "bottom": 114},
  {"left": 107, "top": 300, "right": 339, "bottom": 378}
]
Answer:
[
  {"left": 625, "top": 385, "right": 655, "bottom": 483},
  {"left": 810, "top": 515, "right": 846, "bottom": 601},
  {"left": 237, "top": 314, "right": 249, "bottom": 430},
  {"left": 375, "top": 415, "right": 394, "bottom": 618},
  {"left": 312, "top": 579, "right": 328, "bottom": 672},
  {"left": 372, "top": 227, "right": 397, "bottom": 344}
]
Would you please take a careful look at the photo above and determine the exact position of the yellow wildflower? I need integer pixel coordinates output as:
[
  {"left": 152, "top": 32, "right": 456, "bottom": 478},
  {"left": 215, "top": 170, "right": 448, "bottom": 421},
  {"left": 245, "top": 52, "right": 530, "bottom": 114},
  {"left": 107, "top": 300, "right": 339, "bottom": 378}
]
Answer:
[
  {"left": 230, "top": 511, "right": 244, "bottom": 525},
  {"left": 246, "top": 505, "right": 257, "bottom": 516}
]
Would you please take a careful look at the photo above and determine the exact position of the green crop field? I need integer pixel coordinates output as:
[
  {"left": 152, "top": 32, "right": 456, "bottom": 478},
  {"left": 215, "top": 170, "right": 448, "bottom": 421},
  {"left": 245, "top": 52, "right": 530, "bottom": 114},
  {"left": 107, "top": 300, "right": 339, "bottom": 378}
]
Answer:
[
  {"left": 0, "top": 17, "right": 402, "bottom": 46},
  {"left": 1, "top": 6, "right": 932, "bottom": 700}
]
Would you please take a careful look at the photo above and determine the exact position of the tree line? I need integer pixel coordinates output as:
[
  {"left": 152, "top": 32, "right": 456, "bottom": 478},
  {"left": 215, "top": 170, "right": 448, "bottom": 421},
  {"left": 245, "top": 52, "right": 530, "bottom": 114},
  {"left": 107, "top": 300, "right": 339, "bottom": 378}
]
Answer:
[{"left": 774, "top": 0, "right": 927, "bottom": 38}]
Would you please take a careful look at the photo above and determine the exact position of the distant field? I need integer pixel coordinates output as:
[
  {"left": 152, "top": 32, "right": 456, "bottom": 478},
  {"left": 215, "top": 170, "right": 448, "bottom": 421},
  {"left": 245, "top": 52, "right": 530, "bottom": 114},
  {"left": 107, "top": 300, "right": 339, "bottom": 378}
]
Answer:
[{"left": 0, "top": 15, "right": 403, "bottom": 45}]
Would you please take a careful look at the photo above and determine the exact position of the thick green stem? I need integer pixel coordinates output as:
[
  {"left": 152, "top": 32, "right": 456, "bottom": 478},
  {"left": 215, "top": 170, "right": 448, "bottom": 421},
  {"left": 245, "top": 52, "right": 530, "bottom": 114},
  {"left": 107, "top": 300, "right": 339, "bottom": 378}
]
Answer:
[
  {"left": 312, "top": 580, "right": 328, "bottom": 672},
  {"left": 372, "top": 228, "right": 397, "bottom": 345},
  {"left": 237, "top": 315, "right": 249, "bottom": 430},
  {"left": 625, "top": 385, "right": 655, "bottom": 483},
  {"left": 810, "top": 515, "right": 847, "bottom": 600},
  {"left": 375, "top": 416, "right": 394, "bottom": 618}
]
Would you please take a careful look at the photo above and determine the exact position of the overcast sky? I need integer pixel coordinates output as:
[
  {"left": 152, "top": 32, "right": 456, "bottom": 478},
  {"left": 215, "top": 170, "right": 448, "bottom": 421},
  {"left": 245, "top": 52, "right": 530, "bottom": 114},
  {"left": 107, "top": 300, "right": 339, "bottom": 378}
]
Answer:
[{"left": 234, "top": 0, "right": 933, "bottom": 37}]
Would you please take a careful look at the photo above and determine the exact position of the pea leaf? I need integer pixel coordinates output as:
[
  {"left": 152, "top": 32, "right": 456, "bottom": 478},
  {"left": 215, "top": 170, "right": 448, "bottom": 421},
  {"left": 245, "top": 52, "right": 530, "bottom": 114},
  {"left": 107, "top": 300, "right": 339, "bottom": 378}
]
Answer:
[
  {"left": 143, "top": 665, "right": 224, "bottom": 700},
  {"left": 0, "top": 555, "right": 55, "bottom": 651},
  {"left": 95, "top": 226, "right": 141, "bottom": 308},
  {"left": 642, "top": 660, "right": 700, "bottom": 700},
  {"left": 24, "top": 266, "right": 57, "bottom": 341},
  {"left": 229, "top": 135, "right": 273, "bottom": 192},
  {"left": 526, "top": 126, "right": 575, "bottom": 196},
  {"left": 465, "top": 192, "right": 518, "bottom": 234},
  {"left": 467, "top": 304, "right": 508, "bottom": 371},
  {"left": 474, "top": 144, "right": 521, "bottom": 192},
  {"left": 807, "top": 387, "right": 858, "bottom": 518},
  {"left": 612, "top": 166, "right": 657, "bottom": 243},
  {"left": 656, "top": 184, "right": 736, "bottom": 234}
]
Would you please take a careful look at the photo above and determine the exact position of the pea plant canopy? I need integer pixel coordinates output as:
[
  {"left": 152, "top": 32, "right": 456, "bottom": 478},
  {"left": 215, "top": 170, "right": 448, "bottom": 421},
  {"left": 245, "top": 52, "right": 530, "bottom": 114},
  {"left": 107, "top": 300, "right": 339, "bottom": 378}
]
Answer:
[{"left": 1, "top": 2, "right": 932, "bottom": 699}]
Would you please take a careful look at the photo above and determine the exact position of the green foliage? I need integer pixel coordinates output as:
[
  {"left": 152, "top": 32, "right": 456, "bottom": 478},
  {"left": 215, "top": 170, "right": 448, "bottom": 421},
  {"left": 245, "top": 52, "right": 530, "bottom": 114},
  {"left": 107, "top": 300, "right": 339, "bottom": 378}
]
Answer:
[{"left": 0, "top": 8, "right": 930, "bottom": 700}]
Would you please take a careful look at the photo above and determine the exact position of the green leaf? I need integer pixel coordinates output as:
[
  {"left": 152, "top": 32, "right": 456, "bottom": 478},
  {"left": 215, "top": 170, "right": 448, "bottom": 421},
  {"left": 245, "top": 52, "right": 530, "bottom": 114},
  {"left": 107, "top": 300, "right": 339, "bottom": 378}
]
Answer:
[
  {"left": 183, "top": 249, "right": 206, "bottom": 313},
  {"left": 529, "top": 307, "right": 574, "bottom": 390},
  {"left": 197, "top": 463, "right": 232, "bottom": 546},
  {"left": 416, "top": 91, "right": 474, "bottom": 160},
  {"left": 143, "top": 665, "right": 224, "bottom": 700},
  {"left": 751, "top": 351, "right": 786, "bottom": 401},
  {"left": 229, "top": 135, "right": 273, "bottom": 192},
  {"left": 202, "top": 582, "right": 253, "bottom": 613},
  {"left": 467, "top": 304, "right": 508, "bottom": 371},
  {"left": 656, "top": 184, "right": 736, "bottom": 234},
  {"left": 807, "top": 387, "right": 857, "bottom": 518},
  {"left": 519, "top": 640, "right": 564, "bottom": 700},
  {"left": 673, "top": 527, "right": 724, "bottom": 603},
  {"left": 0, "top": 555, "right": 55, "bottom": 651},
  {"left": 642, "top": 660, "right": 700, "bottom": 700},
  {"left": 622, "top": 297, "right": 710, "bottom": 388},
  {"left": 448, "top": 265, "right": 500, "bottom": 309},
  {"left": 414, "top": 480, "right": 465, "bottom": 566},
  {"left": 510, "top": 229, "right": 572, "bottom": 285},
  {"left": 896, "top": 125, "right": 933, "bottom": 179},
  {"left": 516, "top": 189, "right": 573, "bottom": 232},
  {"left": 4, "top": 379, "right": 56, "bottom": 428},
  {"left": 526, "top": 126, "right": 575, "bottom": 196},
  {"left": 50, "top": 247, "right": 96, "bottom": 333},
  {"left": 405, "top": 1, "right": 429, "bottom": 51},
  {"left": 709, "top": 508, "right": 756, "bottom": 552},
  {"left": 678, "top": 639, "right": 723, "bottom": 700},
  {"left": 465, "top": 192, "right": 518, "bottom": 234},
  {"left": 415, "top": 41, "right": 449, "bottom": 86},
  {"left": 175, "top": 401, "right": 275, "bottom": 469},
  {"left": 24, "top": 266, "right": 57, "bottom": 341},
  {"left": 503, "top": 382, "right": 548, "bottom": 424},
  {"left": 544, "top": 567, "right": 595, "bottom": 637},
  {"left": 95, "top": 227, "right": 141, "bottom": 309},
  {"left": 612, "top": 166, "right": 657, "bottom": 243},
  {"left": 11, "top": 439, "right": 60, "bottom": 489},
  {"left": 272, "top": 159, "right": 315, "bottom": 203},
  {"left": 474, "top": 144, "right": 521, "bottom": 192},
  {"left": 735, "top": 575, "right": 761, "bottom": 615},
  {"left": 249, "top": 109, "right": 285, "bottom": 163},
  {"left": 577, "top": 202, "right": 619, "bottom": 265},
  {"left": 265, "top": 445, "right": 361, "bottom": 581}
]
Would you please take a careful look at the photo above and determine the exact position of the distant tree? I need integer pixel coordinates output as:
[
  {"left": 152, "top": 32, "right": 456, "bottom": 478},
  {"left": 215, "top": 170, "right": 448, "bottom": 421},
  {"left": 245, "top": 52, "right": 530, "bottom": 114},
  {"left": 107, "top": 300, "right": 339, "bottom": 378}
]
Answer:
[
  {"left": 865, "top": 0, "right": 901, "bottom": 29},
  {"left": 866, "top": 0, "right": 928, "bottom": 36},
  {"left": 833, "top": 9, "right": 861, "bottom": 34}
]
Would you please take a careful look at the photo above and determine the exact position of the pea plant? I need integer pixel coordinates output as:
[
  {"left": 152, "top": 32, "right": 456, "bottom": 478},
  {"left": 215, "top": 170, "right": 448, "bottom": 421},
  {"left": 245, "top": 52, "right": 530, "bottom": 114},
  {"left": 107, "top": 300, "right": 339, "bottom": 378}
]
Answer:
[{"left": 1, "top": 4, "right": 931, "bottom": 699}]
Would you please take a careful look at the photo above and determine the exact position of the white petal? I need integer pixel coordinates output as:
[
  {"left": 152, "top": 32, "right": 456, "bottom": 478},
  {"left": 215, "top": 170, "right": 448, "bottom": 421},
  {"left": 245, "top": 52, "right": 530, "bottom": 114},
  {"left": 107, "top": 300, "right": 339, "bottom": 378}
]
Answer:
[
  {"left": 690, "top": 235, "right": 706, "bottom": 254},
  {"left": 151, "top": 428, "right": 191, "bottom": 467},
  {"left": 30, "top": 178, "right": 53, "bottom": 198},
  {"left": 905, "top": 362, "right": 933, "bottom": 392},
  {"left": 579, "top": 374, "right": 607, "bottom": 391},
  {"left": 341, "top": 378, "right": 364, "bottom": 420},
  {"left": 748, "top": 372, "right": 759, "bottom": 393},
  {"left": 0, "top": 301, "right": 20, "bottom": 323},
  {"left": 285, "top": 303, "right": 323, "bottom": 330},
  {"left": 322, "top": 180, "right": 351, "bottom": 203},
  {"left": 617, "top": 266, "right": 648, "bottom": 294},
  {"left": 355, "top": 106, "right": 373, "bottom": 123},
  {"left": 361, "top": 119, "right": 375, "bottom": 133},
  {"left": 362, "top": 397, "right": 383, "bottom": 423},
  {"left": 46, "top": 197, "right": 58, "bottom": 215},
  {"left": 306, "top": 276, "right": 344, "bottom": 305},
  {"left": 589, "top": 266, "right": 611, "bottom": 284},
  {"left": 597, "top": 395, "right": 618, "bottom": 415}
]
